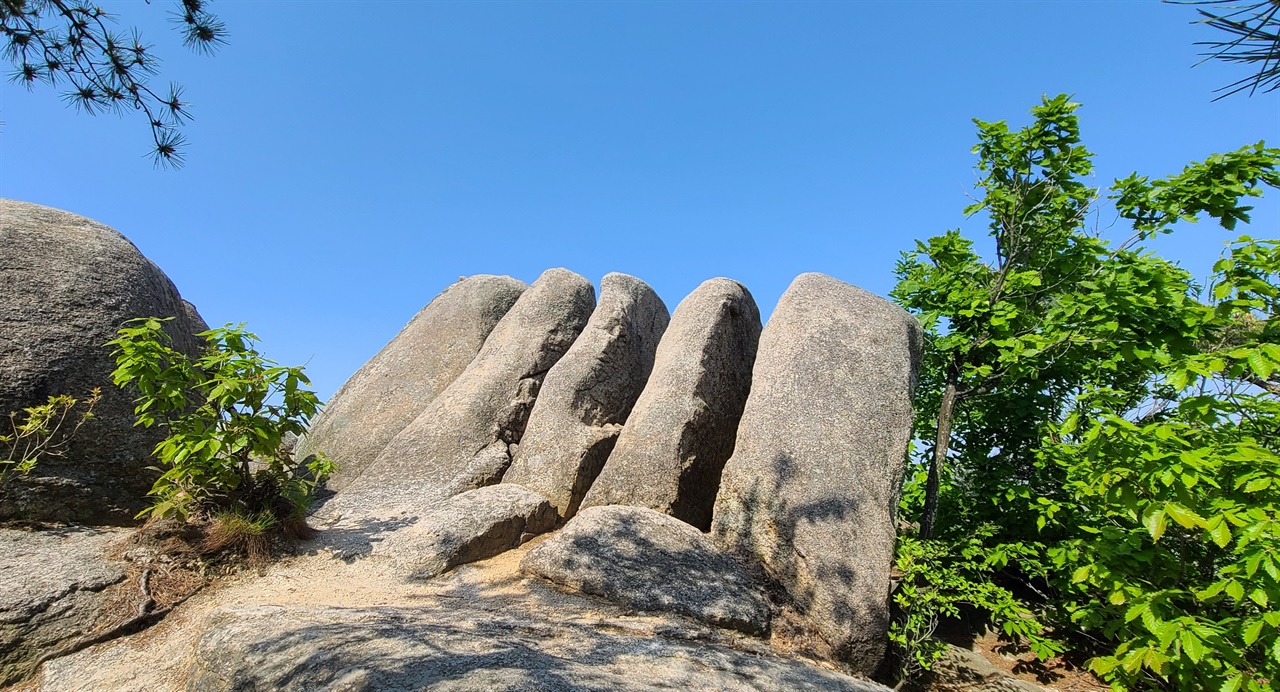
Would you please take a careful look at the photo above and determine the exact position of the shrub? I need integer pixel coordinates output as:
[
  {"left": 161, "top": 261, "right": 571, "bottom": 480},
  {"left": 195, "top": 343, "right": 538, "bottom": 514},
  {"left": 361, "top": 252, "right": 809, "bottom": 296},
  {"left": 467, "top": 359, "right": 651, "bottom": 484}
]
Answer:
[
  {"left": 108, "top": 318, "right": 335, "bottom": 534},
  {"left": 889, "top": 528, "right": 1062, "bottom": 683},
  {"left": 1, "top": 388, "right": 101, "bottom": 491}
]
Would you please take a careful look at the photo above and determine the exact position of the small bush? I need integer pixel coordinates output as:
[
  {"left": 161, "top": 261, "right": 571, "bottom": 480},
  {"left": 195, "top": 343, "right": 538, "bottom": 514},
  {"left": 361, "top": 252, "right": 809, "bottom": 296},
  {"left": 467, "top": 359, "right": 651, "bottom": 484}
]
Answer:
[
  {"left": 108, "top": 318, "right": 335, "bottom": 549},
  {"left": 889, "top": 529, "right": 1061, "bottom": 684},
  {"left": 1, "top": 388, "right": 101, "bottom": 492}
]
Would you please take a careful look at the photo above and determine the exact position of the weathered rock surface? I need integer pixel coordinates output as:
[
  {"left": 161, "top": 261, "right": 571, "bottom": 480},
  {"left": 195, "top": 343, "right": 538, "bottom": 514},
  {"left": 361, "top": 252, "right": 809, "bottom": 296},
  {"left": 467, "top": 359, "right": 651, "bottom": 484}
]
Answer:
[
  {"left": 297, "top": 275, "right": 526, "bottom": 491},
  {"left": 579, "top": 278, "right": 760, "bottom": 530},
  {"left": 183, "top": 602, "right": 875, "bottom": 692},
  {"left": 521, "top": 505, "right": 770, "bottom": 636},
  {"left": 711, "top": 273, "right": 922, "bottom": 674},
  {"left": 0, "top": 527, "right": 127, "bottom": 685},
  {"left": 926, "top": 645, "right": 1047, "bottom": 692},
  {"left": 501, "top": 273, "right": 669, "bottom": 519},
  {"left": 0, "top": 200, "right": 207, "bottom": 524},
  {"left": 375, "top": 484, "right": 557, "bottom": 579},
  {"left": 327, "top": 268, "right": 595, "bottom": 518},
  {"left": 35, "top": 526, "right": 890, "bottom": 692}
]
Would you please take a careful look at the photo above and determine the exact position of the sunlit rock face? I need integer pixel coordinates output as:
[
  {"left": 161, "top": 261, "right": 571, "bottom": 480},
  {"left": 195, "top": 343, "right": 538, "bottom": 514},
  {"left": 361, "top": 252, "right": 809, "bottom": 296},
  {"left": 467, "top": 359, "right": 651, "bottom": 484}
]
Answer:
[
  {"left": 0, "top": 199, "right": 207, "bottom": 525},
  {"left": 712, "top": 272, "right": 922, "bottom": 675},
  {"left": 502, "top": 272, "right": 670, "bottom": 520},
  {"left": 579, "top": 277, "right": 760, "bottom": 530},
  {"left": 296, "top": 274, "right": 527, "bottom": 491}
]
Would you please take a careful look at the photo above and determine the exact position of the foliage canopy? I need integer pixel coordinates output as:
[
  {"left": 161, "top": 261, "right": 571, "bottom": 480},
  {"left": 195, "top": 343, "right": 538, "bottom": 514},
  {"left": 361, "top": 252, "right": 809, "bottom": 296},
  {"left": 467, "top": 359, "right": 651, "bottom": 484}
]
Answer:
[{"left": 891, "top": 94, "right": 1279, "bottom": 690}]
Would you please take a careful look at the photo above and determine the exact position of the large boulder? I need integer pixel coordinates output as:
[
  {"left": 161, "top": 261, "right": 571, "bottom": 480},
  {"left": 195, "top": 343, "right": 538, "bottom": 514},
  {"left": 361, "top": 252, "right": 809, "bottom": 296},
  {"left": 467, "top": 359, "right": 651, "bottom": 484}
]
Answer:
[
  {"left": 296, "top": 275, "right": 527, "bottom": 491},
  {"left": 521, "top": 505, "right": 771, "bottom": 636},
  {"left": 0, "top": 527, "right": 128, "bottom": 685},
  {"left": 711, "top": 273, "right": 922, "bottom": 674},
  {"left": 327, "top": 269, "right": 595, "bottom": 519},
  {"left": 0, "top": 200, "right": 207, "bottom": 524},
  {"left": 374, "top": 484, "right": 557, "bottom": 580},
  {"left": 579, "top": 278, "right": 760, "bottom": 530},
  {"left": 501, "top": 273, "right": 669, "bottom": 519}
]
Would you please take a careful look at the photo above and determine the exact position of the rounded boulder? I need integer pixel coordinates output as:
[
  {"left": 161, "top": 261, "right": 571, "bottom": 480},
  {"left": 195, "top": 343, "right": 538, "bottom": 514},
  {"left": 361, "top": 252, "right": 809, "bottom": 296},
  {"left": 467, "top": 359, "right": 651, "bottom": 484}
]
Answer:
[{"left": 0, "top": 200, "right": 207, "bottom": 524}]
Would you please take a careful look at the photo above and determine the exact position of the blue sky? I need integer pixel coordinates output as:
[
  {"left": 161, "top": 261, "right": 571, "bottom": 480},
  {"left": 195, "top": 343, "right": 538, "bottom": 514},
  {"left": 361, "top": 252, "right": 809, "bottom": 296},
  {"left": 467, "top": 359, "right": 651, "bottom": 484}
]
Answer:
[{"left": 2, "top": 1, "right": 1277, "bottom": 400}]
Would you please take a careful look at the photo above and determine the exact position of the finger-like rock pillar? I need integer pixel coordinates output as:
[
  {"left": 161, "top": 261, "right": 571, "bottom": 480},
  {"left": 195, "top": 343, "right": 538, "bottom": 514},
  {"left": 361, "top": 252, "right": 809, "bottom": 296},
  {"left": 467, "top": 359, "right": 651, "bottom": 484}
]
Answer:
[
  {"left": 330, "top": 268, "right": 595, "bottom": 518},
  {"left": 711, "top": 273, "right": 922, "bottom": 675},
  {"left": 580, "top": 278, "right": 760, "bottom": 531},
  {"left": 297, "top": 275, "right": 527, "bottom": 491},
  {"left": 502, "top": 273, "right": 669, "bottom": 519}
]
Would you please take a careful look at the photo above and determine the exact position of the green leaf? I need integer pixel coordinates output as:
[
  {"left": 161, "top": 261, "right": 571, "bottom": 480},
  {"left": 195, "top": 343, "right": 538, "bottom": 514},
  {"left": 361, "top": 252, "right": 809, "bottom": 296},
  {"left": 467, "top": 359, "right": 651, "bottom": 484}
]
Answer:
[
  {"left": 1243, "top": 619, "right": 1265, "bottom": 646},
  {"left": 1179, "top": 630, "right": 1204, "bottom": 663},
  {"left": 1126, "top": 602, "right": 1148, "bottom": 623},
  {"left": 1143, "top": 507, "right": 1168, "bottom": 542},
  {"left": 1243, "top": 477, "right": 1272, "bottom": 493},
  {"left": 1210, "top": 519, "right": 1233, "bottom": 548},
  {"left": 1247, "top": 351, "right": 1274, "bottom": 379},
  {"left": 1166, "top": 502, "right": 1201, "bottom": 529}
]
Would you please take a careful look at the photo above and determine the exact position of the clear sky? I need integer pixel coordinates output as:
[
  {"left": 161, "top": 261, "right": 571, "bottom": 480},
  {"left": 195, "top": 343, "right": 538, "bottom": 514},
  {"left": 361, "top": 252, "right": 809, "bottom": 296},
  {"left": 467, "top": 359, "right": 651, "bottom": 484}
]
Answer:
[{"left": 2, "top": 0, "right": 1277, "bottom": 401}]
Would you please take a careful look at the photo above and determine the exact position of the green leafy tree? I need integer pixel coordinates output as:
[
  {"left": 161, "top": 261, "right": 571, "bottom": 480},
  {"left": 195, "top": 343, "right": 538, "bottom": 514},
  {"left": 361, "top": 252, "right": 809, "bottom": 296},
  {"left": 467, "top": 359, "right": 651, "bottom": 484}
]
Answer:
[
  {"left": 893, "top": 94, "right": 1220, "bottom": 543},
  {"left": 890, "top": 94, "right": 1279, "bottom": 687},
  {"left": 1, "top": 0, "right": 226, "bottom": 166},
  {"left": 1041, "top": 238, "right": 1279, "bottom": 691},
  {"left": 108, "top": 317, "right": 334, "bottom": 531}
]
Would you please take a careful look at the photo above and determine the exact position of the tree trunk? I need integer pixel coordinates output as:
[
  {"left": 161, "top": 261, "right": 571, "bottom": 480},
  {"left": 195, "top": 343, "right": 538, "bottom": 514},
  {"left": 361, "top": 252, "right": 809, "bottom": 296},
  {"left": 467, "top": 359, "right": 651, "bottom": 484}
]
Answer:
[{"left": 919, "top": 379, "right": 959, "bottom": 540}]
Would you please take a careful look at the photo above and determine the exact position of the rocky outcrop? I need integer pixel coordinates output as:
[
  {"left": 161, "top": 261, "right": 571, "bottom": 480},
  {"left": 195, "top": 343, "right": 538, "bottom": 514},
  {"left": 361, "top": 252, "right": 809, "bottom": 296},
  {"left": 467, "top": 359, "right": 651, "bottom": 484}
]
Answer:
[
  {"left": 521, "top": 505, "right": 771, "bottom": 636},
  {"left": 0, "top": 527, "right": 128, "bottom": 685},
  {"left": 9, "top": 266, "right": 922, "bottom": 690},
  {"left": 375, "top": 484, "right": 557, "bottom": 580},
  {"left": 579, "top": 278, "right": 760, "bottom": 530},
  {"left": 33, "top": 512, "right": 891, "bottom": 692},
  {"left": 327, "top": 269, "right": 595, "bottom": 519},
  {"left": 296, "top": 275, "right": 526, "bottom": 491},
  {"left": 182, "top": 601, "right": 881, "bottom": 692},
  {"left": 711, "top": 273, "right": 922, "bottom": 674},
  {"left": 501, "top": 273, "right": 669, "bottom": 519},
  {"left": 0, "top": 200, "right": 207, "bottom": 524}
]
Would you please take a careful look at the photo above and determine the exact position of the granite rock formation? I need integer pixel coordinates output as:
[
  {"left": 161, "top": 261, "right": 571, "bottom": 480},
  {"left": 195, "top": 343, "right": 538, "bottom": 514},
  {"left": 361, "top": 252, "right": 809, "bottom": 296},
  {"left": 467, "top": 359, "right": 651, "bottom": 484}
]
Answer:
[
  {"left": 501, "top": 273, "right": 669, "bottom": 519},
  {"left": 296, "top": 275, "right": 526, "bottom": 491},
  {"left": 327, "top": 268, "right": 595, "bottom": 519},
  {"left": 375, "top": 483, "right": 557, "bottom": 580},
  {"left": 521, "top": 505, "right": 771, "bottom": 636},
  {"left": 578, "top": 278, "right": 760, "bottom": 530},
  {"left": 5, "top": 246, "right": 921, "bottom": 688},
  {"left": 711, "top": 273, "right": 923, "bottom": 674},
  {"left": 0, "top": 200, "right": 207, "bottom": 524},
  {"left": 0, "top": 527, "right": 129, "bottom": 685}
]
